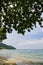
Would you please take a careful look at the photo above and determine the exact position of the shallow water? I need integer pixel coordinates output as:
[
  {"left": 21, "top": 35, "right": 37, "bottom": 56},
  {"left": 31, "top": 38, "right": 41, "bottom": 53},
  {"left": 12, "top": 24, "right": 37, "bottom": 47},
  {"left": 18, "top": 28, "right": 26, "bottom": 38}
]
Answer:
[{"left": 0, "top": 49, "right": 43, "bottom": 62}]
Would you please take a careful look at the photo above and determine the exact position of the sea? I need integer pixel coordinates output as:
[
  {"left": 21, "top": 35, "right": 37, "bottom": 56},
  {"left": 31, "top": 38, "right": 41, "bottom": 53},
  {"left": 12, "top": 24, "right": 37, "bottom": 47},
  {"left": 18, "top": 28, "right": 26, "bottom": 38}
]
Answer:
[{"left": 0, "top": 49, "right": 43, "bottom": 62}]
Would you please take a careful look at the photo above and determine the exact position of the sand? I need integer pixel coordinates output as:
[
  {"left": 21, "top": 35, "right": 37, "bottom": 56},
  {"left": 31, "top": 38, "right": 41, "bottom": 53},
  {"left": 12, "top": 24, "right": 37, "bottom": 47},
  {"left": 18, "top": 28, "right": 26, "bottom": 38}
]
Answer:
[
  {"left": 0, "top": 56, "right": 17, "bottom": 65},
  {"left": 0, "top": 56, "right": 43, "bottom": 65}
]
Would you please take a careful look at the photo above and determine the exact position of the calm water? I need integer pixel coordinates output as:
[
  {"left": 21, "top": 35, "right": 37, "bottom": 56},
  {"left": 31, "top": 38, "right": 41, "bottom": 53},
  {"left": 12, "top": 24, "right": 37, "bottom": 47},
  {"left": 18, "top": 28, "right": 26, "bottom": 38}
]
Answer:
[{"left": 0, "top": 49, "right": 43, "bottom": 61}]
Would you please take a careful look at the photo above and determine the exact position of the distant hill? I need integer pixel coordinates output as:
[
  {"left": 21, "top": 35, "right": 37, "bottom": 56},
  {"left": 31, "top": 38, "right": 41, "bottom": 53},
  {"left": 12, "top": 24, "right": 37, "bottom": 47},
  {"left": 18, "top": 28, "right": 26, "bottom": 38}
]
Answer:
[{"left": 0, "top": 43, "right": 16, "bottom": 49}]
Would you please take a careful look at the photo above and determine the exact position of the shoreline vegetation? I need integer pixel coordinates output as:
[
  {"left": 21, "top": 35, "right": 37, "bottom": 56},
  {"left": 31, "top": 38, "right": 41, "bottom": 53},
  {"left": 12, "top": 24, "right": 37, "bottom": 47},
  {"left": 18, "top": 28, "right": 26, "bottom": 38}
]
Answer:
[
  {"left": 0, "top": 56, "right": 43, "bottom": 65},
  {"left": 0, "top": 43, "right": 16, "bottom": 49}
]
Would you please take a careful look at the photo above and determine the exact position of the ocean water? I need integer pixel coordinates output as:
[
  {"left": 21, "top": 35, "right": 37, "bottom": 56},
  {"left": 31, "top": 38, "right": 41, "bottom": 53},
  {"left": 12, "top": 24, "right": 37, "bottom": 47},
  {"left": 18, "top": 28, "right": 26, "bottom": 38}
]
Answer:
[{"left": 0, "top": 49, "right": 43, "bottom": 62}]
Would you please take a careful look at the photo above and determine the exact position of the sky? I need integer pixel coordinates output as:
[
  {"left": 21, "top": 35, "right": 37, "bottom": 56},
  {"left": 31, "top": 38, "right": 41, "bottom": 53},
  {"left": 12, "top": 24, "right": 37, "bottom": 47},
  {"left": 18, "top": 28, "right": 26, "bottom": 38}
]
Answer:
[{"left": 3, "top": 22, "right": 43, "bottom": 49}]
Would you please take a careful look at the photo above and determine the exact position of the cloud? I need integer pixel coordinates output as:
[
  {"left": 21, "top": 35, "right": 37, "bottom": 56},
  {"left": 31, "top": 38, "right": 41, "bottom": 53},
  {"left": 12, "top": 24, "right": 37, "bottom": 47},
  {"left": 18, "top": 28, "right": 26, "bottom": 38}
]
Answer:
[
  {"left": 10, "top": 38, "right": 43, "bottom": 49},
  {"left": 15, "top": 38, "right": 43, "bottom": 45}
]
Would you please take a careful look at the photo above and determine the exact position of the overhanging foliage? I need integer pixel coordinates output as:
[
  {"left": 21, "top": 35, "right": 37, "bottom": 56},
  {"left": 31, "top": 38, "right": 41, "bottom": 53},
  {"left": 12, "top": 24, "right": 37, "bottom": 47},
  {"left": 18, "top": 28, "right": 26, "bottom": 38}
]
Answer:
[{"left": 0, "top": 0, "right": 43, "bottom": 41}]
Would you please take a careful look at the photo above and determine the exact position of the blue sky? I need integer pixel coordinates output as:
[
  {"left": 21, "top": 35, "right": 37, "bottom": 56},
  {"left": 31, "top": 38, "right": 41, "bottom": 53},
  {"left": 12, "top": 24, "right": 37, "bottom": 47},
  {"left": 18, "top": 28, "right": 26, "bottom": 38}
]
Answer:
[{"left": 3, "top": 23, "right": 43, "bottom": 49}]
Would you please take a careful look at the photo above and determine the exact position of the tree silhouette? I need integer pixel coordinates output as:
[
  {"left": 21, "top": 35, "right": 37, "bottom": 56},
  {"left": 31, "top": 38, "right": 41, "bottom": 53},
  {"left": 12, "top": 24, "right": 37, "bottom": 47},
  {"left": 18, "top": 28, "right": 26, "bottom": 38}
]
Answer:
[{"left": 0, "top": 0, "right": 43, "bottom": 41}]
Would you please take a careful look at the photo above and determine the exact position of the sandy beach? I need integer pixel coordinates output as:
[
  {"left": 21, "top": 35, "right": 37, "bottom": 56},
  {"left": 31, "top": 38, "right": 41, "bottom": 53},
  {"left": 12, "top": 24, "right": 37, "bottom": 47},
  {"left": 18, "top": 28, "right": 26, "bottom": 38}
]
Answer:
[
  {"left": 0, "top": 56, "right": 43, "bottom": 65},
  {"left": 0, "top": 56, "right": 17, "bottom": 65}
]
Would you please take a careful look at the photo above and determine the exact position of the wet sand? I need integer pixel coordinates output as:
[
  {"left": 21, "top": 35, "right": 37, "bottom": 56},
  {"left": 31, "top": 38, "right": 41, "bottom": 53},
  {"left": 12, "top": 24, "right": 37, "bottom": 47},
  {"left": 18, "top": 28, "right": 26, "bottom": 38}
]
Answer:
[{"left": 0, "top": 56, "right": 43, "bottom": 65}]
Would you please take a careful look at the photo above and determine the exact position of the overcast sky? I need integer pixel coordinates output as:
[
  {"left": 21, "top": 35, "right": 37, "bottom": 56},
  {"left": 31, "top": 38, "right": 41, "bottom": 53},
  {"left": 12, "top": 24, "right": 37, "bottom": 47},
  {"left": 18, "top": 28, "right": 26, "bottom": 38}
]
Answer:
[{"left": 3, "top": 23, "right": 43, "bottom": 49}]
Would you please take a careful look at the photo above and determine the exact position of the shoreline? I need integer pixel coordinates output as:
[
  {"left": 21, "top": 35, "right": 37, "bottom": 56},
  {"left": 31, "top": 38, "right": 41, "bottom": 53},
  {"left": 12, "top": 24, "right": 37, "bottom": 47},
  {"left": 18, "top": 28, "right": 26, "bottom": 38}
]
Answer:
[{"left": 0, "top": 56, "right": 43, "bottom": 65}]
